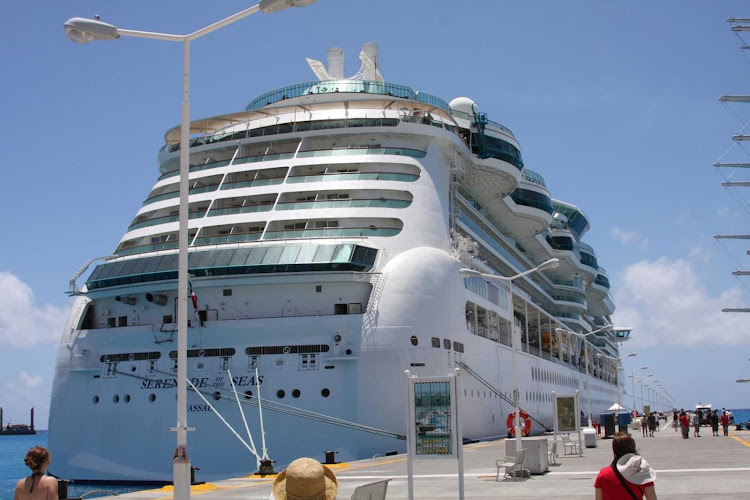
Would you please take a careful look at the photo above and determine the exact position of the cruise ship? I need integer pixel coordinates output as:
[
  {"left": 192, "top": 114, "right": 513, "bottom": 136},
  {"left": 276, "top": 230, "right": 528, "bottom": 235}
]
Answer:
[{"left": 49, "top": 43, "right": 629, "bottom": 482}]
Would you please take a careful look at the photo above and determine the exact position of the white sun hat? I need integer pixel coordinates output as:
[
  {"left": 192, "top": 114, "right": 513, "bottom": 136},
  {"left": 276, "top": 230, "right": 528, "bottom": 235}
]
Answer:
[{"left": 616, "top": 453, "right": 657, "bottom": 485}]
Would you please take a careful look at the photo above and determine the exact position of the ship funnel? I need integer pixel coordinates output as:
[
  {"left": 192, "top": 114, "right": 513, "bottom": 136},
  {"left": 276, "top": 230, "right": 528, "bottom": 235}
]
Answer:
[
  {"left": 361, "top": 42, "right": 379, "bottom": 81},
  {"left": 146, "top": 293, "right": 168, "bottom": 306},
  {"left": 115, "top": 295, "right": 136, "bottom": 305},
  {"left": 327, "top": 47, "right": 344, "bottom": 79}
]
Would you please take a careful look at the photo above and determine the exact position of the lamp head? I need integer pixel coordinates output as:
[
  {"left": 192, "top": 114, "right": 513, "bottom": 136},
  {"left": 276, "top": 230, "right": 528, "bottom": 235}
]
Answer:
[
  {"left": 554, "top": 327, "right": 568, "bottom": 335},
  {"left": 626, "top": 352, "right": 637, "bottom": 357},
  {"left": 537, "top": 258, "right": 560, "bottom": 272},
  {"left": 260, "top": 0, "right": 317, "bottom": 14},
  {"left": 459, "top": 268, "right": 483, "bottom": 278},
  {"left": 64, "top": 17, "right": 119, "bottom": 43}
]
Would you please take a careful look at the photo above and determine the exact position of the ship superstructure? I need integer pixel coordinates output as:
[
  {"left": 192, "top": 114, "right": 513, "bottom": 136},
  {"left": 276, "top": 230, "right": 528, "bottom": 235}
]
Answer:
[{"left": 49, "top": 44, "right": 627, "bottom": 482}]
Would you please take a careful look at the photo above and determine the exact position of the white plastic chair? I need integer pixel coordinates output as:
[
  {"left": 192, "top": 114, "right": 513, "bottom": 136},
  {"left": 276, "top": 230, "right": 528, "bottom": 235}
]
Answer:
[
  {"left": 548, "top": 439, "right": 558, "bottom": 465},
  {"left": 561, "top": 434, "right": 578, "bottom": 455},
  {"left": 350, "top": 478, "right": 391, "bottom": 500},
  {"left": 495, "top": 448, "right": 525, "bottom": 481}
]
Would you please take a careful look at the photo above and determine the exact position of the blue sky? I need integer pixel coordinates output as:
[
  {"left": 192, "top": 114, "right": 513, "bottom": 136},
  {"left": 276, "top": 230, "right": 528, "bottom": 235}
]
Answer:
[{"left": 1, "top": 0, "right": 750, "bottom": 426}]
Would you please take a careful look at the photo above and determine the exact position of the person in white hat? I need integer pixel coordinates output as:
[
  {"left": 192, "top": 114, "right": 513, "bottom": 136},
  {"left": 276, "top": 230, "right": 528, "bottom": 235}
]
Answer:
[
  {"left": 594, "top": 433, "right": 657, "bottom": 499},
  {"left": 271, "top": 457, "right": 338, "bottom": 500}
]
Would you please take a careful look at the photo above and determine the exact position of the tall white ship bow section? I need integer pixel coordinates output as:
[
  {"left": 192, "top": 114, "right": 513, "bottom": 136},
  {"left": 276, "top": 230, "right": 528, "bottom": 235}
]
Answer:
[{"left": 49, "top": 44, "right": 629, "bottom": 482}]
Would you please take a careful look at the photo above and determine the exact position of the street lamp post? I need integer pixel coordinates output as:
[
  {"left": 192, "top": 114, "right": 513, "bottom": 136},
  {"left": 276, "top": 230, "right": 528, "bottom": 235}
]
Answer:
[
  {"left": 63, "top": 2, "right": 316, "bottom": 497},
  {"left": 554, "top": 325, "right": 631, "bottom": 427},
  {"left": 624, "top": 367, "right": 648, "bottom": 414},
  {"left": 460, "top": 258, "right": 560, "bottom": 455}
]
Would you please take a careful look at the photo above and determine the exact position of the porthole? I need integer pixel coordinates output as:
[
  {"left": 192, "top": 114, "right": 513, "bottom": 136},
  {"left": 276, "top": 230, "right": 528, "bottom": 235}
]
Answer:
[
  {"left": 443, "top": 339, "right": 451, "bottom": 350},
  {"left": 113, "top": 395, "right": 120, "bottom": 403},
  {"left": 197, "top": 363, "right": 205, "bottom": 370},
  {"left": 292, "top": 389, "right": 301, "bottom": 398},
  {"left": 410, "top": 336, "right": 418, "bottom": 346},
  {"left": 149, "top": 393, "right": 156, "bottom": 402},
  {"left": 213, "top": 391, "right": 222, "bottom": 401},
  {"left": 277, "top": 390, "right": 286, "bottom": 399},
  {"left": 93, "top": 395, "right": 99, "bottom": 404},
  {"left": 125, "top": 394, "right": 131, "bottom": 403},
  {"left": 244, "top": 390, "right": 253, "bottom": 400},
  {"left": 321, "top": 388, "right": 330, "bottom": 398},
  {"left": 130, "top": 366, "right": 136, "bottom": 372}
]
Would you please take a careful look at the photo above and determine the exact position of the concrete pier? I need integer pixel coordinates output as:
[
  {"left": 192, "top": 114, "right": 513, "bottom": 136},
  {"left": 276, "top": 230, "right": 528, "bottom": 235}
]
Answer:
[{"left": 94, "top": 426, "right": 750, "bottom": 499}]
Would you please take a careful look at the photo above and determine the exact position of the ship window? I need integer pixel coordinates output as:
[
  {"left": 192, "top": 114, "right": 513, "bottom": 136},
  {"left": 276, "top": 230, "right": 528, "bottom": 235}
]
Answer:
[
  {"left": 410, "top": 336, "right": 419, "bottom": 346},
  {"left": 107, "top": 317, "right": 116, "bottom": 327},
  {"left": 244, "top": 390, "right": 253, "bottom": 399},
  {"left": 292, "top": 389, "right": 301, "bottom": 398},
  {"left": 223, "top": 289, "right": 232, "bottom": 296},
  {"left": 443, "top": 339, "right": 451, "bottom": 350},
  {"left": 321, "top": 388, "right": 330, "bottom": 398},
  {"left": 93, "top": 396, "right": 99, "bottom": 404},
  {"left": 277, "top": 390, "right": 286, "bottom": 399},
  {"left": 118, "top": 316, "right": 128, "bottom": 327},
  {"left": 125, "top": 394, "right": 131, "bottom": 403},
  {"left": 149, "top": 394, "right": 156, "bottom": 402},
  {"left": 315, "top": 285, "right": 322, "bottom": 293},
  {"left": 315, "top": 220, "right": 339, "bottom": 229},
  {"left": 213, "top": 391, "right": 222, "bottom": 401},
  {"left": 334, "top": 303, "right": 348, "bottom": 315},
  {"left": 113, "top": 395, "right": 120, "bottom": 403},
  {"left": 453, "top": 342, "right": 464, "bottom": 353},
  {"left": 163, "top": 315, "right": 173, "bottom": 324},
  {"left": 431, "top": 337, "right": 440, "bottom": 348}
]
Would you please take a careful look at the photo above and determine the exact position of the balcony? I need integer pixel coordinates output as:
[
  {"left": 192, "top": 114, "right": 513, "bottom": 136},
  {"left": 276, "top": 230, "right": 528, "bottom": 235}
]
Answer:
[
  {"left": 275, "top": 198, "right": 411, "bottom": 211},
  {"left": 264, "top": 226, "right": 401, "bottom": 240}
]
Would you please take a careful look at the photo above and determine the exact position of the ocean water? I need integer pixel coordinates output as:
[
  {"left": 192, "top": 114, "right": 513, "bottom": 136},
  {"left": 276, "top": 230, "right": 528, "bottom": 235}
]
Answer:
[
  {"left": 730, "top": 408, "right": 750, "bottom": 424},
  {"left": 0, "top": 432, "right": 141, "bottom": 499}
]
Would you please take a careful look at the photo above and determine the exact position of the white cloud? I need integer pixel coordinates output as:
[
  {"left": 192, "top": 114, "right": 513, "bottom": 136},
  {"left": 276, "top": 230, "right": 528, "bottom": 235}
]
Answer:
[
  {"left": 0, "top": 272, "right": 68, "bottom": 347},
  {"left": 612, "top": 256, "right": 750, "bottom": 347},
  {"left": 610, "top": 226, "right": 647, "bottom": 248},
  {"left": 18, "top": 371, "right": 43, "bottom": 389}
]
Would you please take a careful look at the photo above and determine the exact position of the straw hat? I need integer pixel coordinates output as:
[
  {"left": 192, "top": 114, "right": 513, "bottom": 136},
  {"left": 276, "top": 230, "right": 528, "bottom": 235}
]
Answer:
[
  {"left": 616, "top": 453, "right": 657, "bottom": 485},
  {"left": 272, "top": 458, "right": 338, "bottom": 500}
]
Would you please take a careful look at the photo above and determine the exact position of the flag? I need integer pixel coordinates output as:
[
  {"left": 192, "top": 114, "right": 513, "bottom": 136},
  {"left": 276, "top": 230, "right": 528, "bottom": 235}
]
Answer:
[{"left": 188, "top": 280, "right": 199, "bottom": 314}]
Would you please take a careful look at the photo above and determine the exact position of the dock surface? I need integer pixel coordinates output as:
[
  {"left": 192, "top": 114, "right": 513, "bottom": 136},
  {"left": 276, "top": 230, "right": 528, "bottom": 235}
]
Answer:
[{"left": 93, "top": 426, "right": 750, "bottom": 499}]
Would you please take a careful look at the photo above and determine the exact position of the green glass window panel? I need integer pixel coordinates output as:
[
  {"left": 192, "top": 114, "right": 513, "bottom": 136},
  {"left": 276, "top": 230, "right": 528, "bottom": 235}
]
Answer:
[
  {"left": 199, "top": 251, "right": 219, "bottom": 270},
  {"left": 296, "top": 245, "right": 318, "bottom": 263},
  {"left": 188, "top": 252, "right": 205, "bottom": 268},
  {"left": 214, "top": 250, "right": 235, "bottom": 267},
  {"left": 331, "top": 244, "right": 354, "bottom": 263},
  {"left": 313, "top": 245, "right": 335, "bottom": 263},
  {"left": 142, "top": 256, "right": 163, "bottom": 275},
  {"left": 229, "top": 248, "right": 252, "bottom": 266},
  {"left": 262, "top": 246, "right": 284, "bottom": 265},
  {"left": 119, "top": 259, "right": 139, "bottom": 277},
  {"left": 246, "top": 247, "right": 267, "bottom": 265},
  {"left": 88, "top": 264, "right": 105, "bottom": 282},
  {"left": 279, "top": 245, "right": 301, "bottom": 264},
  {"left": 105, "top": 261, "right": 127, "bottom": 280},
  {"left": 158, "top": 254, "right": 178, "bottom": 272}
]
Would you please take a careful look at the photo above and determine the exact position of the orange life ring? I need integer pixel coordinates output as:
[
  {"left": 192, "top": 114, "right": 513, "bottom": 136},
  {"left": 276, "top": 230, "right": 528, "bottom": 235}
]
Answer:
[{"left": 506, "top": 411, "right": 532, "bottom": 437}]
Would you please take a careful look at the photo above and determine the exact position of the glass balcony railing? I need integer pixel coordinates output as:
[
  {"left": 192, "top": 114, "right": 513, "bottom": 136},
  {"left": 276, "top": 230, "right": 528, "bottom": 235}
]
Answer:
[
  {"left": 207, "top": 204, "right": 274, "bottom": 217},
  {"left": 159, "top": 159, "right": 232, "bottom": 180},
  {"left": 192, "top": 232, "right": 263, "bottom": 246},
  {"left": 142, "top": 185, "right": 220, "bottom": 206},
  {"left": 233, "top": 153, "right": 294, "bottom": 165},
  {"left": 296, "top": 146, "right": 426, "bottom": 159},
  {"left": 286, "top": 171, "right": 419, "bottom": 183},
  {"left": 117, "top": 241, "right": 178, "bottom": 256},
  {"left": 553, "top": 294, "right": 586, "bottom": 305},
  {"left": 275, "top": 199, "right": 411, "bottom": 210},
  {"left": 128, "top": 211, "right": 205, "bottom": 231},
  {"left": 521, "top": 169, "right": 547, "bottom": 188},
  {"left": 220, "top": 178, "right": 285, "bottom": 190},
  {"left": 552, "top": 278, "right": 585, "bottom": 291},
  {"left": 509, "top": 188, "right": 554, "bottom": 215},
  {"left": 263, "top": 227, "right": 401, "bottom": 240},
  {"left": 594, "top": 274, "right": 611, "bottom": 289}
]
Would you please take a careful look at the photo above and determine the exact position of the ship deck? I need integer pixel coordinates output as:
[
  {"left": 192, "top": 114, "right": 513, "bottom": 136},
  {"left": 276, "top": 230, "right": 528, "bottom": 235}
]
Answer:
[{"left": 93, "top": 426, "right": 750, "bottom": 499}]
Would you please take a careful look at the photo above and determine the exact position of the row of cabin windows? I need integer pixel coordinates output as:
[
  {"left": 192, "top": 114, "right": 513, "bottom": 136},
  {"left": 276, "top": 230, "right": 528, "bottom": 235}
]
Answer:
[
  {"left": 429, "top": 337, "right": 464, "bottom": 353},
  {"left": 531, "top": 365, "right": 579, "bottom": 389}
]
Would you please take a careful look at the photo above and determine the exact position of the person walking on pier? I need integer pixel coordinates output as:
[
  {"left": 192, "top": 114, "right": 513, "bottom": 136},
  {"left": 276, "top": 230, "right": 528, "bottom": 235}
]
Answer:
[
  {"left": 692, "top": 412, "right": 701, "bottom": 437},
  {"left": 721, "top": 411, "right": 730, "bottom": 436},
  {"left": 679, "top": 411, "right": 690, "bottom": 439},
  {"left": 641, "top": 415, "right": 648, "bottom": 437},
  {"left": 13, "top": 446, "right": 57, "bottom": 500},
  {"left": 711, "top": 410, "right": 720, "bottom": 437},
  {"left": 673, "top": 410, "right": 678, "bottom": 432},
  {"left": 594, "top": 432, "right": 657, "bottom": 500},
  {"left": 647, "top": 412, "right": 657, "bottom": 438}
]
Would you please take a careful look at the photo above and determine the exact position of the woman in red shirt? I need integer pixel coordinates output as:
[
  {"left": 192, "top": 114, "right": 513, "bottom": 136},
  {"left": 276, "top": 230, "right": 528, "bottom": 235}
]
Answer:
[{"left": 594, "top": 433, "right": 657, "bottom": 500}]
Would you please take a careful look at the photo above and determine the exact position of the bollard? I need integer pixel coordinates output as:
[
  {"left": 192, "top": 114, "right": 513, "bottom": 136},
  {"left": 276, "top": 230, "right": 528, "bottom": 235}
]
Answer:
[
  {"left": 58, "top": 479, "right": 69, "bottom": 499},
  {"left": 324, "top": 451, "right": 338, "bottom": 465},
  {"left": 257, "top": 459, "right": 276, "bottom": 476},
  {"left": 191, "top": 466, "right": 204, "bottom": 485}
]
